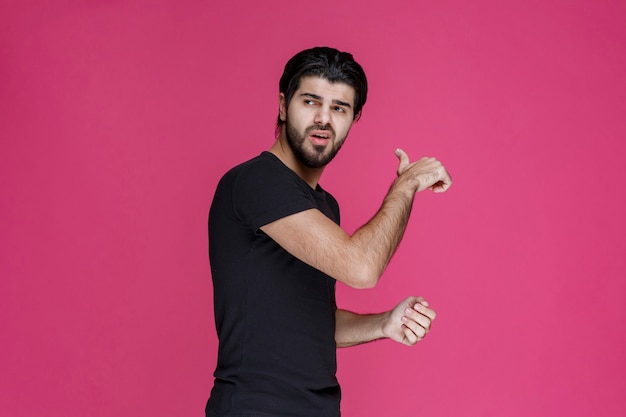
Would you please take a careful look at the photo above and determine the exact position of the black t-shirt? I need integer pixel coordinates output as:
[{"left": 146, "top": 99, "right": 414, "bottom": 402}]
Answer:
[{"left": 206, "top": 152, "right": 341, "bottom": 417}]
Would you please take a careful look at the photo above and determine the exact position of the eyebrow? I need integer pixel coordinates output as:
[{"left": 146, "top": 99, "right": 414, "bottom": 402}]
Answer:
[{"left": 300, "top": 93, "right": 352, "bottom": 109}]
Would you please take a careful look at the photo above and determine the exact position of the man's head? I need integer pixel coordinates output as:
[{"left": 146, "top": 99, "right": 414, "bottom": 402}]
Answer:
[
  {"left": 276, "top": 47, "right": 368, "bottom": 168},
  {"left": 276, "top": 47, "right": 368, "bottom": 131}
]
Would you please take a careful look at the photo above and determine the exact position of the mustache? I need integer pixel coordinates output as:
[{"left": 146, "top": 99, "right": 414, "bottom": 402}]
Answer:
[{"left": 305, "top": 124, "right": 335, "bottom": 136}]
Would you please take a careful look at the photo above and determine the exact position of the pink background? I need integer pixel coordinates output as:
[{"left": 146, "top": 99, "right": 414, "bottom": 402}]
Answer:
[{"left": 1, "top": 1, "right": 625, "bottom": 416}]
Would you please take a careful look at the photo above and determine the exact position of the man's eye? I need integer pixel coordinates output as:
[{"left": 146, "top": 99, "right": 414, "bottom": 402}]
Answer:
[
  {"left": 335, "top": 107, "right": 345, "bottom": 113},
  {"left": 305, "top": 100, "right": 315, "bottom": 105}
]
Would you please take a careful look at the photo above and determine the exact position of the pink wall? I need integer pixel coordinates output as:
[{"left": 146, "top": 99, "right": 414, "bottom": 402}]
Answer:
[{"left": 1, "top": 1, "right": 625, "bottom": 416}]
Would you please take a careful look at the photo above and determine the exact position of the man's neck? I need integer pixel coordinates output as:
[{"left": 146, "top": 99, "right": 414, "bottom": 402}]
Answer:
[{"left": 268, "top": 135, "right": 324, "bottom": 190}]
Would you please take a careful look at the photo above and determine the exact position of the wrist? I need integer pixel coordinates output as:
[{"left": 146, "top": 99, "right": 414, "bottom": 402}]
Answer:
[
  {"left": 391, "top": 175, "right": 419, "bottom": 200},
  {"left": 379, "top": 310, "right": 393, "bottom": 339}
]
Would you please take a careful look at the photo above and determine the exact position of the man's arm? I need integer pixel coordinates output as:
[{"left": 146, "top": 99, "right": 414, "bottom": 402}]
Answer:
[
  {"left": 335, "top": 297, "right": 437, "bottom": 347},
  {"left": 260, "top": 149, "right": 452, "bottom": 289}
]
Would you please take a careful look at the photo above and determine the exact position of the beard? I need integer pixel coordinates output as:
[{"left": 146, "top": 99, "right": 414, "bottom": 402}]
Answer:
[{"left": 285, "top": 119, "right": 348, "bottom": 169}]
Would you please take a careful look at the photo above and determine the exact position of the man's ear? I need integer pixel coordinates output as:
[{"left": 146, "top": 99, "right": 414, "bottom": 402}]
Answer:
[
  {"left": 353, "top": 110, "right": 362, "bottom": 122},
  {"left": 278, "top": 93, "right": 287, "bottom": 122}
]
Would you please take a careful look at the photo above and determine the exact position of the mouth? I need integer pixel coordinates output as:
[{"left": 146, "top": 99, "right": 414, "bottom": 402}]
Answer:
[{"left": 308, "top": 130, "right": 332, "bottom": 146}]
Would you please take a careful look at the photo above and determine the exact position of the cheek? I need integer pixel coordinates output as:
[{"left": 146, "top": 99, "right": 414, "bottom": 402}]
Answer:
[
  {"left": 291, "top": 110, "right": 314, "bottom": 129},
  {"left": 336, "top": 120, "right": 353, "bottom": 139}
]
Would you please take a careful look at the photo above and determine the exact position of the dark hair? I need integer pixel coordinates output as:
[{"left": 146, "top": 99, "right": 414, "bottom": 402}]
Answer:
[{"left": 276, "top": 46, "right": 368, "bottom": 130}]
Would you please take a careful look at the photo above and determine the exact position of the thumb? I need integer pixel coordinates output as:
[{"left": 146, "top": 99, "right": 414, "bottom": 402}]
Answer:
[
  {"left": 395, "top": 148, "right": 410, "bottom": 175},
  {"left": 410, "top": 296, "right": 429, "bottom": 307}
]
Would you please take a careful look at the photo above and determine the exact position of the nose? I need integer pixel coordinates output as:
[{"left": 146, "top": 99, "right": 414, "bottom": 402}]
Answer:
[{"left": 314, "top": 105, "right": 331, "bottom": 125}]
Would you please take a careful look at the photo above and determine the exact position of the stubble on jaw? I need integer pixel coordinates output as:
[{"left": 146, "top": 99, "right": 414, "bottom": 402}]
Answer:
[{"left": 285, "top": 120, "right": 346, "bottom": 169}]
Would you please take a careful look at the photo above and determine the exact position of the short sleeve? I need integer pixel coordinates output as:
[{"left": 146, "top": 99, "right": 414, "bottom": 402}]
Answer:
[{"left": 231, "top": 155, "right": 318, "bottom": 231}]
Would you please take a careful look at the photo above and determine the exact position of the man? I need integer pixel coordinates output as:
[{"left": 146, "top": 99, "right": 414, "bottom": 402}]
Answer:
[{"left": 206, "top": 47, "right": 452, "bottom": 417}]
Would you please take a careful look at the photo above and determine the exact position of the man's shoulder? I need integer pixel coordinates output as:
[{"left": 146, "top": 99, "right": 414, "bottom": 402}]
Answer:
[
  {"left": 219, "top": 151, "right": 299, "bottom": 191},
  {"left": 222, "top": 151, "right": 279, "bottom": 179}
]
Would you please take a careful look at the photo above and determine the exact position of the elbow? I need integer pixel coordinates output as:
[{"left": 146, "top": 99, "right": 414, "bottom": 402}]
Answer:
[
  {"left": 345, "top": 265, "right": 381, "bottom": 289},
  {"left": 351, "top": 279, "right": 377, "bottom": 289}
]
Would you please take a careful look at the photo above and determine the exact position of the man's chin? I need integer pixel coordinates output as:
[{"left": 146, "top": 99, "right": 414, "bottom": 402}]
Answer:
[{"left": 305, "top": 151, "right": 338, "bottom": 168}]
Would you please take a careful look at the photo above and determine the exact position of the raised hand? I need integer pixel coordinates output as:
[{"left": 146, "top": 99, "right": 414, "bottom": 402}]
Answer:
[{"left": 395, "top": 148, "right": 452, "bottom": 193}]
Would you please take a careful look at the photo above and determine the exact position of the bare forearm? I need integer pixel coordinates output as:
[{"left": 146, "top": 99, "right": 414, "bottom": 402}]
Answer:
[
  {"left": 335, "top": 309, "right": 388, "bottom": 348},
  {"left": 336, "top": 297, "right": 437, "bottom": 348},
  {"left": 343, "top": 149, "right": 452, "bottom": 288},
  {"left": 348, "top": 180, "right": 415, "bottom": 286}
]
